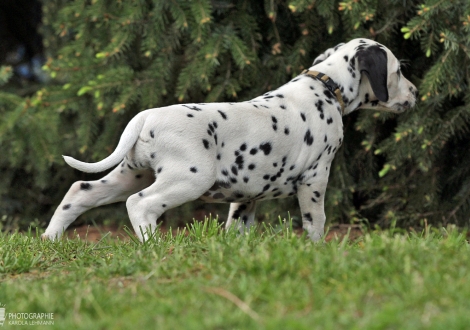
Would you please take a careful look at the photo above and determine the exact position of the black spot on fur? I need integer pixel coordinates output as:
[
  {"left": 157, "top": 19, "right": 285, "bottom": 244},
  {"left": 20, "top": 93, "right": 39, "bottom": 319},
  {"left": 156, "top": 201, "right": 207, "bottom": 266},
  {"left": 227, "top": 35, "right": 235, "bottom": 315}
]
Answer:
[
  {"left": 63, "top": 204, "right": 71, "bottom": 210},
  {"left": 80, "top": 182, "right": 92, "bottom": 190},
  {"left": 300, "top": 113, "right": 306, "bottom": 122},
  {"left": 187, "top": 114, "right": 194, "bottom": 118},
  {"left": 263, "top": 174, "right": 270, "bottom": 180},
  {"left": 243, "top": 176, "right": 249, "bottom": 183},
  {"left": 190, "top": 167, "right": 197, "bottom": 173},
  {"left": 235, "top": 192, "right": 245, "bottom": 199},
  {"left": 150, "top": 153, "right": 156, "bottom": 159},
  {"left": 324, "top": 89, "right": 334, "bottom": 99},
  {"left": 272, "top": 124, "right": 277, "bottom": 131},
  {"left": 250, "top": 148, "right": 258, "bottom": 155},
  {"left": 276, "top": 94, "right": 284, "bottom": 98},
  {"left": 263, "top": 184, "right": 271, "bottom": 192},
  {"left": 240, "top": 143, "right": 247, "bottom": 151},
  {"left": 315, "top": 100, "right": 324, "bottom": 112},
  {"left": 271, "top": 116, "right": 278, "bottom": 123},
  {"left": 139, "top": 192, "right": 143, "bottom": 197},
  {"left": 202, "top": 139, "right": 210, "bottom": 149},
  {"left": 235, "top": 155, "right": 244, "bottom": 169},
  {"left": 344, "top": 55, "right": 349, "bottom": 62},
  {"left": 259, "top": 142, "right": 272, "bottom": 155},
  {"left": 213, "top": 193, "right": 225, "bottom": 199},
  {"left": 327, "top": 118, "right": 333, "bottom": 125},
  {"left": 231, "top": 166, "right": 238, "bottom": 176},
  {"left": 222, "top": 169, "right": 229, "bottom": 176},
  {"left": 304, "top": 129, "right": 314, "bottom": 146},
  {"left": 150, "top": 130, "right": 154, "bottom": 138},
  {"left": 248, "top": 164, "right": 256, "bottom": 170},
  {"left": 162, "top": 204, "right": 167, "bottom": 208},
  {"left": 311, "top": 197, "right": 317, "bottom": 203},
  {"left": 280, "top": 105, "right": 286, "bottom": 109},
  {"left": 217, "top": 154, "right": 221, "bottom": 160},
  {"left": 303, "top": 212, "right": 313, "bottom": 222},
  {"left": 284, "top": 127, "right": 290, "bottom": 135},
  {"left": 101, "top": 180, "right": 107, "bottom": 183},
  {"left": 350, "top": 56, "right": 356, "bottom": 67},
  {"left": 218, "top": 110, "right": 227, "bottom": 120},
  {"left": 157, "top": 167, "right": 163, "bottom": 173}
]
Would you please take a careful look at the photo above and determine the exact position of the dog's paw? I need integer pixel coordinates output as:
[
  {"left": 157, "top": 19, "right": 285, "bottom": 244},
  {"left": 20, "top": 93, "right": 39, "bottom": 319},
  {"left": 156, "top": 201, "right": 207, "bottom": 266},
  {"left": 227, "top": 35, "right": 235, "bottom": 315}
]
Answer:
[
  {"left": 307, "top": 230, "right": 324, "bottom": 243},
  {"left": 41, "top": 232, "right": 59, "bottom": 241}
]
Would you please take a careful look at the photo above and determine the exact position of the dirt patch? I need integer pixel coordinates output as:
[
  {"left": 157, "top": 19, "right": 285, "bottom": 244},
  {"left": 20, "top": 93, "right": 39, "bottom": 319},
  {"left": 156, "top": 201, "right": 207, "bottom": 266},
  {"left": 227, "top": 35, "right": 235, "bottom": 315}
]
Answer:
[
  {"left": 66, "top": 223, "right": 364, "bottom": 242},
  {"left": 66, "top": 224, "right": 129, "bottom": 241}
]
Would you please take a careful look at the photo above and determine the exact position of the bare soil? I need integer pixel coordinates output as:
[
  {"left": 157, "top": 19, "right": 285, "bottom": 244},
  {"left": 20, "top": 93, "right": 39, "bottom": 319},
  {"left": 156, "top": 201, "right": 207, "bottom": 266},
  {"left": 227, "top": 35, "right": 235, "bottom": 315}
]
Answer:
[{"left": 66, "top": 223, "right": 364, "bottom": 242}]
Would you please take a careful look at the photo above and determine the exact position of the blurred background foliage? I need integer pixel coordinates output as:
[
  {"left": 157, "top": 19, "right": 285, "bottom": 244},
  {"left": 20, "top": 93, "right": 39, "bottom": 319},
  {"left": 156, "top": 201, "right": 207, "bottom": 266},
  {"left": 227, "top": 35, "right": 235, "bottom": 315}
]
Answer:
[{"left": 0, "top": 0, "right": 469, "bottom": 231}]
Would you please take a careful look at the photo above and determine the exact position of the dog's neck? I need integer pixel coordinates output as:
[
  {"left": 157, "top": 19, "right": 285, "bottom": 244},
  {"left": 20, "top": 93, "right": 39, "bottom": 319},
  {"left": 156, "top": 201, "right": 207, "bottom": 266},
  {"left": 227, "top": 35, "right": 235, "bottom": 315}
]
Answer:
[
  {"left": 310, "top": 54, "right": 375, "bottom": 116},
  {"left": 301, "top": 70, "right": 345, "bottom": 115}
]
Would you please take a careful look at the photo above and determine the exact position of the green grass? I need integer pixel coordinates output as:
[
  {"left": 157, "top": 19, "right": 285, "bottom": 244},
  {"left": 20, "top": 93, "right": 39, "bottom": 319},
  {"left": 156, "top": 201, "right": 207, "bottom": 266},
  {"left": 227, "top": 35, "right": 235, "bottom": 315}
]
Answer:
[{"left": 1, "top": 220, "right": 469, "bottom": 329}]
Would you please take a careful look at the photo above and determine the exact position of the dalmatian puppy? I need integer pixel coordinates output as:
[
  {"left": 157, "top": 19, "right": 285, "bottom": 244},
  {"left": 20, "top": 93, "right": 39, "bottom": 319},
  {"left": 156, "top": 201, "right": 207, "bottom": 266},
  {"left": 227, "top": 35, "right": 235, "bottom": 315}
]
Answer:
[{"left": 42, "top": 38, "right": 417, "bottom": 242}]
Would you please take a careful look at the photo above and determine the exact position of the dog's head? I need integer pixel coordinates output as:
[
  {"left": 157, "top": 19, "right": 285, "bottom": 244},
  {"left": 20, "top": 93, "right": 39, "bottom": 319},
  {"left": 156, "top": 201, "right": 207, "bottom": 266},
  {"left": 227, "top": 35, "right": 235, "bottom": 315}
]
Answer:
[{"left": 312, "top": 39, "right": 418, "bottom": 114}]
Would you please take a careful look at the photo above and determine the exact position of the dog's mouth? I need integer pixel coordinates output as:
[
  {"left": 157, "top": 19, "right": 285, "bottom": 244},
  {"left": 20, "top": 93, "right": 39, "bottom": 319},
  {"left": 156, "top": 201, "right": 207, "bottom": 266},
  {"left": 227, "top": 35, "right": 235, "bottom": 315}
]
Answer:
[
  {"left": 362, "top": 101, "right": 412, "bottom": 113},
  {"left": 370, "top": 99, "right": 416, "bottom": 113},
  {"left": 391, "top": 100, "right": 416, "bottom": 113}
]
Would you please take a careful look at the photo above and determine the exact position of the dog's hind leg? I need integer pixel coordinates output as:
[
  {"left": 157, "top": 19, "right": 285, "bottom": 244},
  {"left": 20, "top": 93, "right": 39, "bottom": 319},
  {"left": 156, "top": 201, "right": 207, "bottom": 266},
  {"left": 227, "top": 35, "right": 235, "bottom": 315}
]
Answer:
[
  {"left": 42, "top": 163, "right": 154, "bottom": 240},
  {"left": 225, "top": 201, "right": 257, "bottom": 234},
  {"left": 125, "top": 163, "right": 215, "bottom": 242}
]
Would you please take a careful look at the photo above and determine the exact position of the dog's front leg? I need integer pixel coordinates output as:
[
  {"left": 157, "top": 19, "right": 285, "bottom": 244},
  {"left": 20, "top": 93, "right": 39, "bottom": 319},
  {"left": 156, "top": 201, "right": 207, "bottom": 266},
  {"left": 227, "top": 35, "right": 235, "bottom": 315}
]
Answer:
[
  {"left": 297, "top": 180, "right": 328, "bottom": 242},
  {"left": 225, "top": 201, "right": 257, "bottom": 234}
]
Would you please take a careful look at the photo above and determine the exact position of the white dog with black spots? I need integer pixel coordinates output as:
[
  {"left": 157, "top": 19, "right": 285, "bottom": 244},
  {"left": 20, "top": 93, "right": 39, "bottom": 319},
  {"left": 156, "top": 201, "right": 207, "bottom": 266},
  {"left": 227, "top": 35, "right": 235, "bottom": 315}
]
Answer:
[{"left": 43, "top": 38, "right": 418, "bottom": 242}]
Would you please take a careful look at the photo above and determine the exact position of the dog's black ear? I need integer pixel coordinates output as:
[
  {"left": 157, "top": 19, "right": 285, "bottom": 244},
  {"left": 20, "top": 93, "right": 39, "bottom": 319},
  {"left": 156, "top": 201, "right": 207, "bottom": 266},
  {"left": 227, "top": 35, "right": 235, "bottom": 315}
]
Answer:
[{"left": 357, "top": 45, "right": 389, "bottom": 102}]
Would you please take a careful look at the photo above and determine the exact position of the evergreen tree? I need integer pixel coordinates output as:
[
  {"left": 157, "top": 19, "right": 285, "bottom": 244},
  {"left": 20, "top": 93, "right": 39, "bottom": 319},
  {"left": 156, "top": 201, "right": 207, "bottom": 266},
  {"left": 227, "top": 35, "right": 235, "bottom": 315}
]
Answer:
[{"left": 0, "top": 0, "right": 469, "bottom": 229}]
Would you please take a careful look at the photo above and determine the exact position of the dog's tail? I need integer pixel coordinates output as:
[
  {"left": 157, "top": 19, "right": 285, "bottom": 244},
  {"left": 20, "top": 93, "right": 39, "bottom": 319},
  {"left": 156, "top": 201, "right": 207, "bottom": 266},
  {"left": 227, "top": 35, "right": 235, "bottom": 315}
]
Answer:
[{"left": 63, "top": 110, "right": 150, "bottom": 173}]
